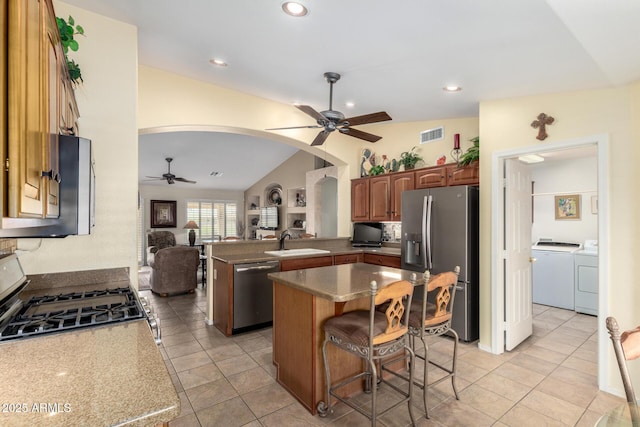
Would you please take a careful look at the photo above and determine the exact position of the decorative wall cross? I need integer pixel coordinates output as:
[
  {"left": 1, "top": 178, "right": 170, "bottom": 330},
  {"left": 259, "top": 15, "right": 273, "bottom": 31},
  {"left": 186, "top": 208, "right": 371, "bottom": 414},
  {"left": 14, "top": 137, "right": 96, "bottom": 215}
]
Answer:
[{"left": 531, "top": 113, "right": 555, "bottom": 141}]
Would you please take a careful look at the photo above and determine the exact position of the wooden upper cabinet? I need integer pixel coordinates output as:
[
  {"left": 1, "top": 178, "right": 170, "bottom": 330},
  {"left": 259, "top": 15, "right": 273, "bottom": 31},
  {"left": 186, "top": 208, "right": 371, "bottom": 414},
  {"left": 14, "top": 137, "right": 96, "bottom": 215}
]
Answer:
[
  {"left": 415, "top": 165, "right": 447, "bottom": 189},
  {"left": 44, "top": 0, "right": 61, "bottom": 218},
  {"left": 7, "top": 0, "right": 46, "bottom": 218},
  {"left": 390, "top": 171, "right": 414, "bottom": 221},
  {"left": 369, "top": 175, "right": 391, "bottom": 221},
  {"left": 352, "top": 162, "right": 478, "bottom": 222},
  {"left": 447, "top": 162, "right": 479, "bottom": 186},
  {"left": 351, "top": 178, "right": 370, "bottom": 222},
  {"left": 5, "top": 0, "right": 73, "bottom": 219}
]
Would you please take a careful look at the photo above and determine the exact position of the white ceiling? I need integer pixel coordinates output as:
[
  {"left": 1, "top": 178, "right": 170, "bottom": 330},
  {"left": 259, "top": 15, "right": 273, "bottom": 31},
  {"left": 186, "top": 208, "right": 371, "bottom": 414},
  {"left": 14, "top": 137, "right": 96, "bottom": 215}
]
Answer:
[
  {"left": 138, "top": 132, "right": 298, "bottom": 191},
  {"left": 63, "top": 0, "right": 640, "bottom": 189}
]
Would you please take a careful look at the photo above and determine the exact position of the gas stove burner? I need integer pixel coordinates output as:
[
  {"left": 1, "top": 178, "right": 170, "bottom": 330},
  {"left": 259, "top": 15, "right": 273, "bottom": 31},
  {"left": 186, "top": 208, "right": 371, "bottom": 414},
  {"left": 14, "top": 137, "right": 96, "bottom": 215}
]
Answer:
[{"left": 0, "top": 287, "right": 146, "bottom": 342}]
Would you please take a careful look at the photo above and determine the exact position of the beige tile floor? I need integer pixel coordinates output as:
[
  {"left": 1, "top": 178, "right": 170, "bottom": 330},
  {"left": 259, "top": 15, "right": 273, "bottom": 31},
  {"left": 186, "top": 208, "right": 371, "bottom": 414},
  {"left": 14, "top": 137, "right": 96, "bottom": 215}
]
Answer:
[{"left": 139, "top": 287, "right": 626, "bottom": 427}]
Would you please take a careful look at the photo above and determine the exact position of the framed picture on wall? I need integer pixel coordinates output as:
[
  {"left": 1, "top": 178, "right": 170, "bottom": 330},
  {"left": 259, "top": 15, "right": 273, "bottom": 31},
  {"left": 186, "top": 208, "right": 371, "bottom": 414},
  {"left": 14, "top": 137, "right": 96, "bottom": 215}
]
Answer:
[
  {"left": 554, "top": 194, "right": 581, "bottom": 220},
  {"left": 151, "top": 200, "right": 177, "bottom": 228}
]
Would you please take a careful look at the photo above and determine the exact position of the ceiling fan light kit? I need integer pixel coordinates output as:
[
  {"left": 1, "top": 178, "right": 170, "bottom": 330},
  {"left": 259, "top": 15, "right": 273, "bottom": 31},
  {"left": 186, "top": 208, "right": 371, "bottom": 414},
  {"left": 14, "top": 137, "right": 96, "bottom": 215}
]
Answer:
[{"left": 266, "top": 72, "right": 392, "bottom": 146}]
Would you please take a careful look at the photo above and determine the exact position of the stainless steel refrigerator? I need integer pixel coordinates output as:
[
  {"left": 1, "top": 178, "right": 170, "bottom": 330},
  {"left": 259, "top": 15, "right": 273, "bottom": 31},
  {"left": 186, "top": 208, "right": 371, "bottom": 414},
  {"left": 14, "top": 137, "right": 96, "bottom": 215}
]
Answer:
[{"left": 401, "top": 185, "right": 479, "bottom": 341}]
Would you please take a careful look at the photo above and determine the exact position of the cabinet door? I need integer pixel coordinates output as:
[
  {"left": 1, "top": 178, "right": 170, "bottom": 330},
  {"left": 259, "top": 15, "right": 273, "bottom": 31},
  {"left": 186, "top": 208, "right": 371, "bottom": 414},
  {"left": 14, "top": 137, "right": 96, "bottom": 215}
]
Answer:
[
  {"left": 7, "top": 0, "right": 46, "bottom": 218},
  {"left": 369, "top": 175, "right": 390, "bottom": 221},
  {"left": 280, "top": 256, "right": 333, "bottom": 272},
  {"left": 334, "top": 253, "right": 363, "bottom": 265},
  {"left": 415, "top": 166, "right": 447, "bottom": 189},
  {"left": 447, "top": 163, "right": 479, "bottom": 186},
  {"left": 351, "top": 178, "right": 370, "bottom": 222},
  {"left": 363, "top": 253, "right": 401, "bottom": 268},
  {"left": 43, "top": 0, "right": 61, "bottom": 218},
  {"left": 390, "top": 171, "right": 414, "bottom": 221}
]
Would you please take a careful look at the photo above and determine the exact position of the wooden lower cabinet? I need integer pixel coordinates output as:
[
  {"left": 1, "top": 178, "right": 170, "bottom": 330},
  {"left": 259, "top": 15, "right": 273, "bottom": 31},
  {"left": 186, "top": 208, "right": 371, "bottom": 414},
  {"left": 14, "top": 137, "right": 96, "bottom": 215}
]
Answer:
[
  {"left": 333, "top": 253, "right": 363, "bottom": 265},
  {"left": 273, "top": 281, "right": 368, "bottom": 414},
  {"left": 363, "top": 253, "right": 401, "bottom": 268},
  {"left": 280, "top": 256, "right": 333, "bottom": 272},
  {"left": 213, "top": 260, "right": 233, "bottom": 336}
]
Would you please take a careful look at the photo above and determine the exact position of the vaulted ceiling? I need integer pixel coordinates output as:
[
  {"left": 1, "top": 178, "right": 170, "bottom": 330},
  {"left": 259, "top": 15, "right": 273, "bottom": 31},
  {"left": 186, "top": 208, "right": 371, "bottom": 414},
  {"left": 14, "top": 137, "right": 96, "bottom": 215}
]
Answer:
[{"left": 63, "top": 0, "right": 640, "bottom": 189}]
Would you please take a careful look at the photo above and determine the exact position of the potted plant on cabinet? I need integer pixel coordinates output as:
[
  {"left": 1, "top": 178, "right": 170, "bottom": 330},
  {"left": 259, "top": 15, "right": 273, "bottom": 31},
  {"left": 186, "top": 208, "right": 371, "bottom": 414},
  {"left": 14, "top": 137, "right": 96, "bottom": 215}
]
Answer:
[
  {"left": 398, "top": 146, "right": 423, "bottom": 170},
  {"left": 56, "top": 15, "right": 85, "bottom": 85},
  {"left": 459, "top": 137, "right": 479, "bottom": 166}
]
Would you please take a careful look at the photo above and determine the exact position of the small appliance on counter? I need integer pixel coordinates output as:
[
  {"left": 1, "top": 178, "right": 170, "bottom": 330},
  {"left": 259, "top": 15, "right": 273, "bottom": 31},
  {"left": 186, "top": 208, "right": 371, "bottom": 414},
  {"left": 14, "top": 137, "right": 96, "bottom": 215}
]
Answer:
[{"left": 351, "top": 222, "right": 383, "bottom": 248}]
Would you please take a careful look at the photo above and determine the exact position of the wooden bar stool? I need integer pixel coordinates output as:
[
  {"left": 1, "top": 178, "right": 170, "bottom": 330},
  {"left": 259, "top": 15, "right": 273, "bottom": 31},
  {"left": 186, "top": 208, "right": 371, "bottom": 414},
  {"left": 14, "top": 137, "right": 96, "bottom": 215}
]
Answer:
[
  {"left": 606, "top": 316, "right": 640, "bottom": 424},
  {"left": 387, "top": 266, "right": 460, "bottom": 418},
  {"left": 318, "top": 279, "right": 416, "bottom": 426}
]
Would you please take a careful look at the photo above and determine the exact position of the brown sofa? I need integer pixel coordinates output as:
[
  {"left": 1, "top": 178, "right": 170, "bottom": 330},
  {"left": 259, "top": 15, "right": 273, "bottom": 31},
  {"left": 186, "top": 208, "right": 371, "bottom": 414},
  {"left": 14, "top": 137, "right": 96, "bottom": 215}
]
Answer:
[{"left": 149, "top": 246, "right": 200, "bottom": 296}]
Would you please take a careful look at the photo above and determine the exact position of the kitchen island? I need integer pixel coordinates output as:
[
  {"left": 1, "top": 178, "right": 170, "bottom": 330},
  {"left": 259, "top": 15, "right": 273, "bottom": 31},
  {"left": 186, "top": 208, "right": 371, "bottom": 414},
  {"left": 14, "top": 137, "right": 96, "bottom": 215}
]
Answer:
[{"left": 268, "top": 263, "right": 417, "bottom": 415}]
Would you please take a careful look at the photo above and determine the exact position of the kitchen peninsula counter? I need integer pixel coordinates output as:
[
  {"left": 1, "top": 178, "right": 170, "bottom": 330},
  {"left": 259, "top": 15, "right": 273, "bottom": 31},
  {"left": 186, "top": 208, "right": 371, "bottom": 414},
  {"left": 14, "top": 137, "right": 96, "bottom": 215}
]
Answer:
[
  {"left": 211, "top": 245, "right": 400, "bottom": 264},
  {"left": 0, "top": 268, "right": 180, "bottom": 426},
  {"left": 267, "top": 263, "right": 416, "bottom": 415}
]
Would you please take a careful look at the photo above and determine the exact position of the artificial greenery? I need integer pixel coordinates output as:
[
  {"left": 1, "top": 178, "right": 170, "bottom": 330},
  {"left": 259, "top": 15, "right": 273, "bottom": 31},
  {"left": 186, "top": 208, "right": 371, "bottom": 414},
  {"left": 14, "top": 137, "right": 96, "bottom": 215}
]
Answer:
[
  {"left": 398, "top": 146, "right": 423, "bottom": 170},
  {"left": 459, "top": 136, "right": 479, "bottom": 166},
  {"left": 368, "top": 165, "right": 386, "bottom": 176},
  {"left": 56, "top": 15, "right": 85, "bottom": 85}
]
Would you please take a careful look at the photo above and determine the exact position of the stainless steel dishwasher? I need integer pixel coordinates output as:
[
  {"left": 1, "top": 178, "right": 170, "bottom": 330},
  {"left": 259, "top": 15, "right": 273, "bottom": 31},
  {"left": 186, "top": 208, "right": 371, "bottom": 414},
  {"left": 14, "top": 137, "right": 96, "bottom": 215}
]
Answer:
[{"left": 233, "top": 260, "right": 280, "bottom": 334}]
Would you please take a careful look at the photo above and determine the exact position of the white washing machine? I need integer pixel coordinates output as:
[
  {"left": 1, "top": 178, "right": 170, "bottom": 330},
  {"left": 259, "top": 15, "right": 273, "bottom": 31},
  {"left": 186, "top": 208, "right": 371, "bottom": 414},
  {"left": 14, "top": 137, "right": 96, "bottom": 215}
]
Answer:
[{"left": 532, "top": 241, "right": 581, "bottom": 310}]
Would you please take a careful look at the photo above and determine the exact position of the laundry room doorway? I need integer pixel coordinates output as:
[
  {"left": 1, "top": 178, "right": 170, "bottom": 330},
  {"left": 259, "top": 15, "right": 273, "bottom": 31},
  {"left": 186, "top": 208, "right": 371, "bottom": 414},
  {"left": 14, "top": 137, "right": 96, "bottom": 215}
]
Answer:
[{"left": 490, "top": 134, "right": 609, "bottom": 388}]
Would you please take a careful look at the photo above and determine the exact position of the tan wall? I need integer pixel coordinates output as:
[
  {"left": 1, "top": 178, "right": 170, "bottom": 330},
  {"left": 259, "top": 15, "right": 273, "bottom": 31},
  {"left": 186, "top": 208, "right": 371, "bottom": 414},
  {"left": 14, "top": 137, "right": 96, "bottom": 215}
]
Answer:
[
  {"left": 17, "top": 2, "right": 139, "bottom": 283},
  {"left": 479, "top": 84, "right": 640, "bottom": 392},
  {"left": 138, "top": 185, "right": 244, "bottom": 245}
]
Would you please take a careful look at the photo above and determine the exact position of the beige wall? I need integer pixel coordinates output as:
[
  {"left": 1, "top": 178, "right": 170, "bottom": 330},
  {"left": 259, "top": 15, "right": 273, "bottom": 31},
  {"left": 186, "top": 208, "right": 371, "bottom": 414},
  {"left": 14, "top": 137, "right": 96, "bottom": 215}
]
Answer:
[
  {"left": 479, "top": 84, "right": 640, "bottom": 392},
  {"left": 138, "top": 185, "right": 244, "bottom": 245},
  {"left": 17, "top": 2, "right": 139, "bottom": 283}
]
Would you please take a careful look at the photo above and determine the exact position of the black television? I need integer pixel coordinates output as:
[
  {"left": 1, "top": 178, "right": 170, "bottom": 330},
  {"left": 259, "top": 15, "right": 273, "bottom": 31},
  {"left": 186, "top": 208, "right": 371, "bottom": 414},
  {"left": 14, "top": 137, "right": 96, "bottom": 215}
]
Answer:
[{"left": 352, "top": 222, "right": 383, "bottom": 247}]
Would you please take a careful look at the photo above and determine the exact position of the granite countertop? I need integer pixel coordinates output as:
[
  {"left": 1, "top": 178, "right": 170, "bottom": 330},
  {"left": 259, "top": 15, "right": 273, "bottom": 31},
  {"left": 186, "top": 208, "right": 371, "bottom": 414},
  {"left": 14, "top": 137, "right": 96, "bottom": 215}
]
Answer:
[
  {"left": 0, "top": 320, "right": 180, "bottom": 426},
  {"left": 0, "top": 267, "right": 180, "bottom": 426},
  {"left": 268, "top": 263, "right": 420, "bottom": 302},
  {"left": 212, "top": 246, "right": 401, "bottom": 264}
]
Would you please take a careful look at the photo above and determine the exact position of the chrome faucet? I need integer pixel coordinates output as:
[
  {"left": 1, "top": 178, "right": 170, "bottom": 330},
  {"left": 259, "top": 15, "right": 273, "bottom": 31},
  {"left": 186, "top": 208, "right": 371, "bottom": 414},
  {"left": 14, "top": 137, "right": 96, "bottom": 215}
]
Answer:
[{"left": 279, "top": 230, "right": 292, "bottom": 250}]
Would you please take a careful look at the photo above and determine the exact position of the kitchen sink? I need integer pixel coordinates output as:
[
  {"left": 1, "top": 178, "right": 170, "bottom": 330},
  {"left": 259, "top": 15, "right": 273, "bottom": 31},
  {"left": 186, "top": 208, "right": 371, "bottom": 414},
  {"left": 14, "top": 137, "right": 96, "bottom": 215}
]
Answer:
[{"left": 264, "top": 248, "right": 331, "bottom": 257}]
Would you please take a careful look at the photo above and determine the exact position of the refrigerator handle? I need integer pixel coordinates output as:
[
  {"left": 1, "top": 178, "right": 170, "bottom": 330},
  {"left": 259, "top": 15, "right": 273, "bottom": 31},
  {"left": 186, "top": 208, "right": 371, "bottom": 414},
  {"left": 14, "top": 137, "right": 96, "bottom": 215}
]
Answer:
[{"left": 424, "top": 195, "right": 433, "bottom": 270}]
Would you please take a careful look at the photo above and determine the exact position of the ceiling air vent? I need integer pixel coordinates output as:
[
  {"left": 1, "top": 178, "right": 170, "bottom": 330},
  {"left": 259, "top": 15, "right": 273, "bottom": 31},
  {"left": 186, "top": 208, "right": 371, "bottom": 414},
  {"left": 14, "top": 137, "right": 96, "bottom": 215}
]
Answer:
[{"left": 420, "top": 126, "right": 444, "bottom": 144}]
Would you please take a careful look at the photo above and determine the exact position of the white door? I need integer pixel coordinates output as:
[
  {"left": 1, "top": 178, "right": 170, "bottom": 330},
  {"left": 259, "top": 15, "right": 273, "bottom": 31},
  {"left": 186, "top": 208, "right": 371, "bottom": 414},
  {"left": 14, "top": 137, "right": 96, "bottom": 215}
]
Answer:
[{"left": 504, "top": 159, "right": 533, "bottom": 351}]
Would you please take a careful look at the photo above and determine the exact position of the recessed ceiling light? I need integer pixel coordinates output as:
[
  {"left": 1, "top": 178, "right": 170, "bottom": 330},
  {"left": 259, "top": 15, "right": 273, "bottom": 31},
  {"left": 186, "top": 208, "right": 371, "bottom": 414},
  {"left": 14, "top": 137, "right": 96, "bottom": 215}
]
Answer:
[
  {"left": 345, "top": 101, "right": 355, "bottom": 108},
  {"left": 443, "top": 85, "right": 462, "bottom": 92},
  {"left": 209, "top": 58, "right": 228, "bottom": 67},
  {"left": 210, "top": 171, "right": 224, "bottom": 177},
  {"left": 282, "top": 2, "right": 308, "bottom": 17},
  {"left": 518, "top": 154, "right": 545, "bottom": 164}
]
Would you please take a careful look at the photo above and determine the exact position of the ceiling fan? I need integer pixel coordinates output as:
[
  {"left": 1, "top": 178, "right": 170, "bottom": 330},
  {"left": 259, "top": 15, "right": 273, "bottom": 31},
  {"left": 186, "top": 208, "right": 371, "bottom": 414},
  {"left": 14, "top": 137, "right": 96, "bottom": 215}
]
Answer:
[
  {"left": 267, "top": 72, "right": 392, "bottom": 146},
  {"left": 144, "top": 157, "right": 196, "bottom": 184}
]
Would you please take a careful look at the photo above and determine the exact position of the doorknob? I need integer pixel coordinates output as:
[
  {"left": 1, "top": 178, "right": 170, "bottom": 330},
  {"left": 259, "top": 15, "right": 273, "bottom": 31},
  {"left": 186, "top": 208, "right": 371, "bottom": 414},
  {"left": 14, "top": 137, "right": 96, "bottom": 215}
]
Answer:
[{"left": 530, "top": 257, "right": 537, "bottom": 263}]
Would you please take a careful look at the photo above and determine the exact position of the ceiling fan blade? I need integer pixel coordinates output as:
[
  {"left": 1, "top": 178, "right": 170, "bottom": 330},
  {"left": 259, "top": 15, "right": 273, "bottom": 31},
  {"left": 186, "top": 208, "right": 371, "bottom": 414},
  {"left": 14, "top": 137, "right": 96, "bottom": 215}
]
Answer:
[
  {"left": 339, "top": 127, "right": 382, "bottom": 142},
  {"left": 174, "top": 177, "right": 197, "bottom": 184},
  {"left": 142, "top": 177, "right": 164, "bottom": 181},
  {"left": 265, "top": 125, "right": 322, "bottom": 131},
  {"left": 296, "top": 105, "right": 327, "bottom": 122},
  {"left": 311, "top": 130, "right": 331, "bottom": 146},
  {"left": 344, "top": 111, "right": 392, "bottom": 127}
]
